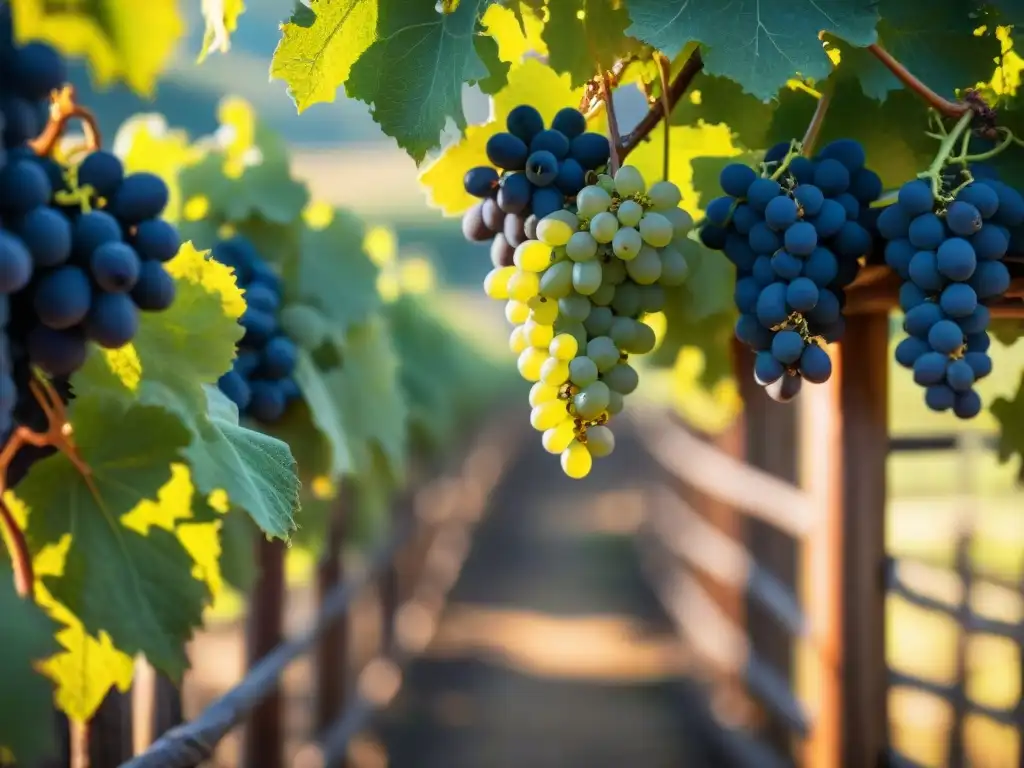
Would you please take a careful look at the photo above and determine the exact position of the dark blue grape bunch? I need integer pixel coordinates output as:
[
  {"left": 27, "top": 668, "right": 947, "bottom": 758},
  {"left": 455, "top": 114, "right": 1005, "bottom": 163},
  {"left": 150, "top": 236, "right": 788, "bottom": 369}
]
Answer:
[
  {"left": 700, "top": 138, "right": 883, "bottom": 402},
  {"left": 211, "top": 235, "right": 301, "bottom": 424},
  {"left": 883, "top": 170, "right": 1020, "bottom": 418},
  {"left": 461, "top": 105, "right": 610, "bottom": 268}
]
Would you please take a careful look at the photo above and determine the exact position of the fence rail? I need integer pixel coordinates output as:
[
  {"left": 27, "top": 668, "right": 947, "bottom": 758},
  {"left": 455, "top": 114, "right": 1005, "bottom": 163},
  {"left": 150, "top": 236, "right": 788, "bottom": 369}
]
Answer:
[
  {"left": 110, "top": 417, "right": 519, "bottom": 768},
  {"left": 631, "top": 399, "right": 1024, "bottom": 768}
]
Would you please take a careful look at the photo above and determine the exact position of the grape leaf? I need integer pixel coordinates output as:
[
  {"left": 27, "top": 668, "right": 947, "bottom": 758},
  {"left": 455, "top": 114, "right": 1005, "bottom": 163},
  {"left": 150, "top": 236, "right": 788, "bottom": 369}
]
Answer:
[
  {"left": 10, "top": 0, "right": 184, "bottom": 96},
  {"left": 292, "top": 348, "right": 353, "bottom": 481},
  {"left": 198, "top": 0, "right": 246, "bottom": 63},
  {"left": 989, "top": 2, "right": 1024, "bottom": 26},
  {"left": 828, "top": 1, "right": 1000, "bottom": 101},
  {"left": 542, "top": 0, "right": 636, "bottom": 88},
  {"left": 19, "top": 396, "right": 208, "bottom": 680},
  {"left": 345, "top": 0, "right": 509, "bottom": 162},
  {"left": 185, "top": 387, "right": 300, "bottom": 541},
  {"left": 991, "top": 373, "right": 1024, "bottom": 479},
  {"left": 625, "top": 0, "right": 879, "bottom": 100},
  {"left": 270, "top": 0, "right": 382, "bottom": 113},
  {"left": 217, "top": 508, "right": 258, "bottom": 593},
  {"left": 294, "top": 211, "right": 381, "bottom": 334},
  {"left": 0, "top": 562, "right": 60, "bottom": 763},
  {"left": 418, "top": 58, "right": 601, "bottom": 215},
  {"left": 329, "top": 316, "right": 408, "bottom": 482},
  {"left": 0, "top": 496, "right": 137, "bottom": 726},
  {"left": 481, "top": 1, "right": 547, "bottom": 64}
]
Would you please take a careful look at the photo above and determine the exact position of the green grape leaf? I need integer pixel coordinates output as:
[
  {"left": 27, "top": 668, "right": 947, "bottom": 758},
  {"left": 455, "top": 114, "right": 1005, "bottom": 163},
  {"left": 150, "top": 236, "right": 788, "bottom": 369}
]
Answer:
[
  {"left": 287, "top": 0, "right": 317, "bottom": 27},
  {"left": 11, "top": 0, "right": 184, "bottom": 96},
  {"left": 828, "top": 1, "right": 999, "bottom": 101},
  {"left": 989, "top": 319, "right": 1024, "bottom": 347},
  {"left": 198, "top": 0, "right": 246, "bottom": 63},
  {"left": 474, "top": 33, "right": 512, "bottom": 95},
  {"left": 293, "top": 348, "right": 353, "bottom": 481},
  {"left": 542, "top": 0, "right": 636, "bottom": 88},
  {"left": 329, "top": 316, "right": 408, "bottom": 483},
  {"left": 348, "top": 447, "right": 396, "bottom": 545},
  {"left": 345, "top": 0, "right": 508, "bottom": 161},
  {"left": 987, "top": 2, "right": 1023, "bottom": 26},
  {"left": 218, "top": 509, "right": 259, "bottom": 594},
  {"left": 295, "top": 213, "right": 381, "bottom": 335},
  {"left": 186, "top": 387, "right": 300, "bottom": 541},
  {"left": 678, "top": 237, "right": 734, "bottom": 321},
  {"left": 991, "top": 374, "right": 1024, "bottom": 479},
  {"left": 19, "top": 397, "right": 208, "bottom": 680},
  {"left": 0, "top": 563, "right": 60, "bottom": 763},
  {"left": 625, "top": 0, "right": 879, "bottom": 100},
  {"left": 280, "top": 303, "right": 331, "bottom": 349}
]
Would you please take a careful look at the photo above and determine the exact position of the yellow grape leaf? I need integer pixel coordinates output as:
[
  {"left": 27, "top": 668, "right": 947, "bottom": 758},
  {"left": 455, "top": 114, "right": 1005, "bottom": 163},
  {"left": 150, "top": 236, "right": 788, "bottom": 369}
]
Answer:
[
  {"left": 623, "top": 122, "right": 740, "bottom": 216},
  {"left": 481, "top": 2, "right": 547, "bottom": 64},
  {"left": 419, "top": 58, "right": 606, "bottom": 216},
  {"left": 270, "top": 0, "right": 380, "bottom": 113},
  {"left": 11, "top": 0, "right": 184, "bottom": 97},
  {"left": 112, "top": 115, "right": 204, "bottom": 223},
  {"left": 198, "top": 0, "right": 245, "bottom": 63}
]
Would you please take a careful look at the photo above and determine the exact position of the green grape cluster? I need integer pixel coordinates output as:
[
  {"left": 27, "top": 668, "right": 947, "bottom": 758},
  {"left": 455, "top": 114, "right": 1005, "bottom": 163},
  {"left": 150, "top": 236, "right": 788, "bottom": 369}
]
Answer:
[{"left": 483, "top": 165, "right": 693, "bottom": 479}]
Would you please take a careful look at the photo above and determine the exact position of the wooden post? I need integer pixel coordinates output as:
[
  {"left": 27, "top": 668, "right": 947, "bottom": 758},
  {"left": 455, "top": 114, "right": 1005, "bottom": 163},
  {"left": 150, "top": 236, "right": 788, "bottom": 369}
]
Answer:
[
  {"left": 132, "top": 660, "right": 183, "bottom": 754},
  {"left": 802, "top": 312, "right": 889, "bottom": 768},
  {"left": 737, "top": 340, "right": 799, "bottom": 758},
  {"left": 242, "top": 535, "right": 286, "bottom": 768},
  {"left": 314, "top": 495, "right": 349, "bottom": 768}
]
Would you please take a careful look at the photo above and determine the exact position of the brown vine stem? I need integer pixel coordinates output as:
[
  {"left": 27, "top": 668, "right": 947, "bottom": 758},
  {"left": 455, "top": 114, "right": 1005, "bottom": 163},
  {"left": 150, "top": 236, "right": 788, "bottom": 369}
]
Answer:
[
  {"left": 655, "top": 53, "right": 673, "bottom": 180},
  {"left": 28, "top": 84, "right": 103, "bottom": 157},
  {"left": 619, "top": 46, "right": 704, "bottom": 161},
  {"left": 800, "top": 82, "right": 834, "bottom": 158},
  {"left": 599, "top": 67, "right": 622, "bottom": 175},
  {"left": 0, "top": 498, "right": 32, "bottom": 598},
  {"left": 867, "top": 43, "right": 970, "bottom": 118}
]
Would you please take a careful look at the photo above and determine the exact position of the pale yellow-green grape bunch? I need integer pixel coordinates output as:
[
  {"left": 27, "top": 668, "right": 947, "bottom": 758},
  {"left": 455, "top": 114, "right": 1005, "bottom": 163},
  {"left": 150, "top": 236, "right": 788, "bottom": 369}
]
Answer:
[{"left": 482, "top": 164, "right": 694, "bottom": 479}]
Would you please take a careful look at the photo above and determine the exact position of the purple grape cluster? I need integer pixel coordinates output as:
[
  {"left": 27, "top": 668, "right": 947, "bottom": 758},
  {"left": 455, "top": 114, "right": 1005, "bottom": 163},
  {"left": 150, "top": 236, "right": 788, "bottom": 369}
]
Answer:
[
  {"left": 883, "top": 170, "right": 1020, "bottom": 417},
  {"left": 461, "top": 105, "right": 610, "bottom": 268},
  {"left": 0, "top": 7, "right": 180, "bottom": 453},
  {"left": 211, "top": 235, "right": 301, "bottom": 424},
  {"left": 700, "top": 139, "right": 883, "bottom": 402}
]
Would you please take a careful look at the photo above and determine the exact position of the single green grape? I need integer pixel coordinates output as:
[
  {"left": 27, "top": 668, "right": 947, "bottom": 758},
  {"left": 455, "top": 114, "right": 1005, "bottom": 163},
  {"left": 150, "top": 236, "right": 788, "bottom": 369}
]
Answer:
[
  {"left": 614, "top": 165, "right": 646, "bottom": 197},
  {"left": 483, "top": 266, "right": 515, "bottom": 300},
  {"left": 609, "top": 316, "right": 639, "bottom": 351},
  {"left": 540, "top": 356, "right": 570, "bottom": 386},
  {"left": 539, "top": 259, "right": 574, "bottom": 299},
  {"left": 610, "top": 280, "right": 642, "bottom": 317},
  {"left": 606, "top": 390, "right": 624, "bottom": 415},
  {"left": 596, "top": 174, "right": 616, "bottom": 194},
  {"left": 638, "top": 212, "right": 674, "bottom": 248},
  {"left": 517, "top": 346, "right": 546, "bottom": 381},
  {"left": 566, "top": 230, "right": 598, "bottom": 262},
  {"left": 531, "top": 400, "right": 569, "bottom": 431},
  {"left": 648, "top": 180, "right": 682, "bottom": 211},
  {"left": 509, "top": 325, "right": 528, "bottom": 354},
  {"left": 553, "top": 318, "right": 588, "bottom": 350},
  {"left": 523, "top": 319, "right": 554, "bottom": 347},
  {"left": 626, "top": 245, "right": 663, "bottom": 285},
  {"left": 616, "top": 199, "right": 644, "bottom": 227},
  {"left": 529, "top": 381, "right": 560, "bottom": 407},
  {"left": 506, "top": 299, "right": 530, "bottom": 325},
  {"left": 508, "top": 269, "right": 540, "bottom": 302},
  {"left": 589, "top": 211, "right": 619, "bottom": 244},
  {"left": 612, "top": 227, "right": 642, "bottom": 260},
  {"left": 574, "top": 380, "right": 611, "bottom": 420},
  {"left": 658, "top": 246, "right": 690, "bottom": 286},
  {"left": 587, "top": 336, "right": 620, "bottom": 372},
  {"left": 586, "top": 425, "right": 616, "bottom": 458},
  {"left": 568, "top": 355, "right": 599, "bottom": 387},
  {"left": 577, "top": 185, "right": 612, "bottom": 218},
  {"left": 583, "top": 305, "right": 614, "bottom": 336},
  {"left": 515, "top": 240, "right": 554, "bottom": 271},
  {"left": 542, "top": 420, "right": 576, "bottom": 454},
  {"left": 637, "top": 283, "right": 667, "bottom": 313},
  {"left": 661, "top": 206, "right": 694, "bottom": 235},
  {"left": 558, "top": 293, "right": 592, "bottom": 322},
  {"left": 603, "top": 361, "right": 639, "bottom": 394},
  {"left": 602, "top": 256, "right": 627, "bottom": 285},
  {"left": 589, "top": 282, "right": 615, "bottom": 307},
  {"left": 572, "top": 260, "right": 603, "bottom": 295},
  {"left": 628, "top": 322, "right": 657, "bottom": 355}
]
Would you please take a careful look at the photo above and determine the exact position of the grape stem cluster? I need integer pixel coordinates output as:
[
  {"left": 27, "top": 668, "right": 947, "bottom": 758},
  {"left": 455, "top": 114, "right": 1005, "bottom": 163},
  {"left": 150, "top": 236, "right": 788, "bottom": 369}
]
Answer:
[{"left": 29, "top": 84, "right": 102, "bottom": 157}]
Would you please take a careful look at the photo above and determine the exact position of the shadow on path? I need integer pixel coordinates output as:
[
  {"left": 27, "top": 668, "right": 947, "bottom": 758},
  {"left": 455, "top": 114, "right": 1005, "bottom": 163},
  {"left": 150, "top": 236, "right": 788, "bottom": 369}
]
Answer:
[{"left": 376, "top": 426, "right": 715, "bottom": 768}]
